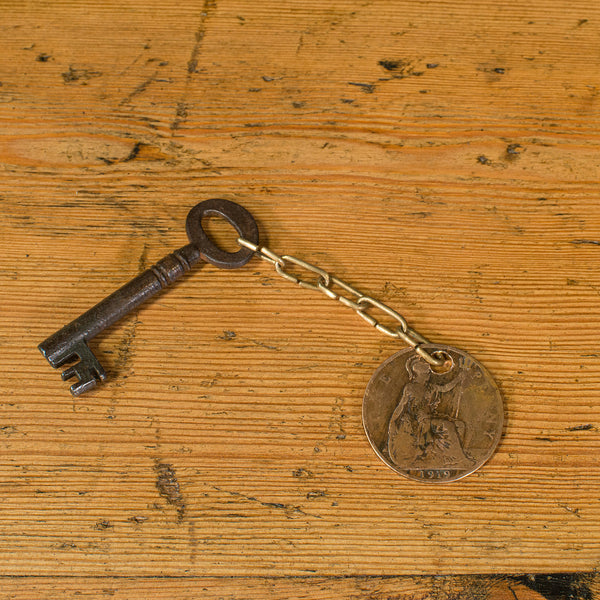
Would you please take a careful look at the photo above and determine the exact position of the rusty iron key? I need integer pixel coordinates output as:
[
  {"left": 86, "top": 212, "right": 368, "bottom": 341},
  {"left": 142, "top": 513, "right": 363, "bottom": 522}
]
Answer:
[{"left": 38, "top": 199, "right": 259, "bottom": 396}]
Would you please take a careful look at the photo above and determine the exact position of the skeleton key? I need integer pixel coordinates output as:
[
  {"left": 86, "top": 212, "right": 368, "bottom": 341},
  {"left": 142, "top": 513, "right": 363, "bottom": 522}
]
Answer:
[{"left": 38, "top": 199, "right": 259, "bottom": 396}]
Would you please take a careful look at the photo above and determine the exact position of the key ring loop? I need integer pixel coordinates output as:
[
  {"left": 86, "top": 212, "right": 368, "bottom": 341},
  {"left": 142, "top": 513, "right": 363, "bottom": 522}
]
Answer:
[{"left": 186, "top": 199, "right": 259, "bottom": 269}]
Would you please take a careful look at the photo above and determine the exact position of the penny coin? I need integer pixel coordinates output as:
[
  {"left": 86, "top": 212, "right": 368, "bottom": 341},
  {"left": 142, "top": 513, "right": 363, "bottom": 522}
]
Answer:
[{"left": 362, "top": 344, "right": 503, "bottom": 482}]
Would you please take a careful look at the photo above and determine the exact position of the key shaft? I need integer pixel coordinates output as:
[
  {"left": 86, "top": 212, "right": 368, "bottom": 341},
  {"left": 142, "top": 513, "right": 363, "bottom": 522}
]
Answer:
[{"left": 39, "top": 243, "right": 200, "bottom": 369}]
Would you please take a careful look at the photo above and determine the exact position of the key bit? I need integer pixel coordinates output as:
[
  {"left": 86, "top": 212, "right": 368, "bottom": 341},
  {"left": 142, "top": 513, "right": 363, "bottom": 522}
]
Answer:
[
  {"left": 39, "top": 199, "right": 259, "bottom": 396},
  {"left": 60, "top": 340, "right": 107, "bottom": 396}
]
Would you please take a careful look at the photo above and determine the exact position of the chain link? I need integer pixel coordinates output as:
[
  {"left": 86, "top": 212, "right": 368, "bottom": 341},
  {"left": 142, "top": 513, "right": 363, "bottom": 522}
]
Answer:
[{"left": 237, "top": 237, "right": 445, "bottom": 367}]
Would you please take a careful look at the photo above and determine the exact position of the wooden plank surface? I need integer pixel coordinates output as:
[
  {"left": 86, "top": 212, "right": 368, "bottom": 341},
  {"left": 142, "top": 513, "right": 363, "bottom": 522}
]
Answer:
[
  {"left": 1, "top": 0, "right": 600, "bottom": 593},
  {"left": 0, "top": 574, "right": 598, "bottom": 600}
]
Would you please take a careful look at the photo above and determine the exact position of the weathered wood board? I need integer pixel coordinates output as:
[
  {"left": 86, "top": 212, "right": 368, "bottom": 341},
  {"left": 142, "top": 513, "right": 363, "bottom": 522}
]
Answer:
[{"left": 1, "top": 0, "right": 599, "bottom": 594}]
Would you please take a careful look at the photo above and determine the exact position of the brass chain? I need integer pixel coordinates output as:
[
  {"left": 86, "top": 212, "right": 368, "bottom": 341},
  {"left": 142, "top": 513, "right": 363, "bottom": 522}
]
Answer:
[{"left": 237, "top": 237, "right": 445, "bottom": 367}]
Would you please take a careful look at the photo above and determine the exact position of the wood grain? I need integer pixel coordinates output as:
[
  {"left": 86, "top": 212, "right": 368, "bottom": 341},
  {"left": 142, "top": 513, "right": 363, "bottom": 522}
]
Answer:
[
  {"left": 1, "top": 0, "right": 599, "bottom": 592},
  {"left": 0, "top": 574, "right": 598, "bottom": 600}
]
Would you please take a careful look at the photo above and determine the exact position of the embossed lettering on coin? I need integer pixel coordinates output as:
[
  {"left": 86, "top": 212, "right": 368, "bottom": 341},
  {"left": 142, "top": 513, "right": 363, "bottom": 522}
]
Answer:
[{"left": 362, "top": 345, "right": 503, "bottom": 482}]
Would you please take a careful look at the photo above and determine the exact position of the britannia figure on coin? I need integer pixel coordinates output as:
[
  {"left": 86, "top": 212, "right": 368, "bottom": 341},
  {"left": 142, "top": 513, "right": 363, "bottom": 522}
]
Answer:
[{"left": 386, "top": 356, "right": 475, "bottom": 469}]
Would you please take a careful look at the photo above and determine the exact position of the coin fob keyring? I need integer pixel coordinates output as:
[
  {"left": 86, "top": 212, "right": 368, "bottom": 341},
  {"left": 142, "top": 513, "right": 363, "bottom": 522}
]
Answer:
[{"left": 39, "top": 199, "right": 503, "bottom": 482}]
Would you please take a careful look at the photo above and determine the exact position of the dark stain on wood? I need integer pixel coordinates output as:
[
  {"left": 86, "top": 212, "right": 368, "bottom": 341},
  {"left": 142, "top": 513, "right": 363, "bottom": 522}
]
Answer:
[
  {"left": 378, "top": 59, "right": 404, "bottom": 71},
  {"left": 154, "top": 462, "right": 186, "bottom": 522},
  {"left": 212, "top": 485, "right": 321, "bottom": 519},
  {"left": 120, "top": 74, "right": 160, "bottom": 105},
  {"left": 187, "top": 0, "right": 217, "bottom": 75},
  {"left": 170, "top": 0, "right": 217, "bottom": 130},
  {"left": 505, "top": 143, "right": 524, "bottom": 161},
  {"left": 292, "top": 468, "right": 314, "bottom": 479},
  {"left": 306, "top": 490, "right": 326, "bottom": 500},
  {"left": 348, "top": 81, "right": 375, "bottom": 93},
  {"left": 513, "top": 573, "right": 594, "bottom": 600},
  {"left": 571, "top": 239, "right": 600, "bottom": 246},
  {"left": 566, "top": 424, "right": 594, "bottom": 431},
  {"left": 113, "top": 317, "right": 139, "bottom": 378},
  {"left": 61, "top": 65, "right": 103, "bottom": 84},
  {"left": 218, "top": 330, "right": 237, "bottom": 340},
  {"left": 123, "top": 142, "right": 142, "bottom": 162},
  {"left": 128, "top": 515, "right": 148, "bottom": 524}
]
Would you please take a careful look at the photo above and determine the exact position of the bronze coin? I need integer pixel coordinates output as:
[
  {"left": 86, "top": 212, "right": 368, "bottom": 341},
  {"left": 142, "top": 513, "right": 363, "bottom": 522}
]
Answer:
[{"left": 362, "top": 344, "right": 503, "bottom": 482}]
